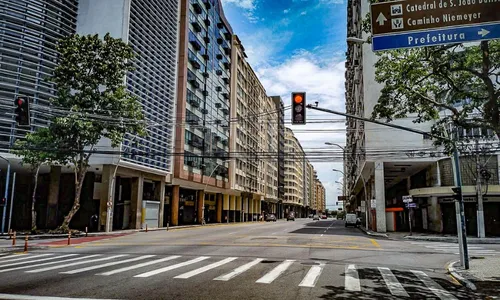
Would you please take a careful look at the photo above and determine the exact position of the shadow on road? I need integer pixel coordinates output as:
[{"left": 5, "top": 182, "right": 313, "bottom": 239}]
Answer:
[
  {"left": 318, "top": 268, "right": 476, "bottom": 299},
  {"left": 290, "top": 220, "right": 364, "bottom": 237}
]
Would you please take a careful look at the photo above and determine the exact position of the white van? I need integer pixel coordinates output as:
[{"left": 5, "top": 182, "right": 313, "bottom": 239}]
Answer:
[{"left": 345, "top": 213, "right": 359, "bottom": 227}]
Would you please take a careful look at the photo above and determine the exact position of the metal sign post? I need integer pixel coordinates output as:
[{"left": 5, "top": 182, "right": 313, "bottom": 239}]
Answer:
[{"left": 370, "top": 0, "right": 500, "bottom": 51}]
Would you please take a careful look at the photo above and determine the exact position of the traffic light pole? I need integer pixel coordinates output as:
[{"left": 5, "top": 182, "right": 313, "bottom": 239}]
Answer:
[
  {"left": 0, "top": 156, "right": 10, "bottom": 235},
  {"left": 306, "top": 104, "right": 469, "bottom": 269}
]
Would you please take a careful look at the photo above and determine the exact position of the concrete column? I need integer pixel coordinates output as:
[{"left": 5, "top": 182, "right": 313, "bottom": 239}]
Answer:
[
  {"left": 158, "top": 178, "right": 166, "bottom": 228},
  {"left": 46, "top": 166, "right": 61, "bottom": 228},
  {"left": 223, "top": 194, "right": 229, "bottom": 222},
  {"left": 374, "top": 161, "right": 386, "bottom": 232},
  {"left": 216, "top": 193, "right": 222, "bottom": 223},
  {"left": 130, "top": 174, "right": 144, "bottom": 229},
  {"left": 171, "top": 185, "right": 180, "bottom": 226},
  {"left": 99, "top": 165, "right": 114, "bottom": 231},
  {"left": 236, "top": 196, "right": 241, "bottom": 222},
  {"left": 427, "top": 196, "right": 443, "bottom": 232},
  {"left": 243, "top": 197, "right": 248, "bottom": 222},
  {"left": 197, "top": 190, "right": 204, "bottom": 224}
]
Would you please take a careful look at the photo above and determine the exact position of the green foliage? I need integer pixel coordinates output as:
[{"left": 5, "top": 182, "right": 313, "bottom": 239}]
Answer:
[
  {"left": 357, "top": 1, "right": 500, "bottom": 153},
  {"left": 15, "top": 33, "right": 146, "bottom": 231}
]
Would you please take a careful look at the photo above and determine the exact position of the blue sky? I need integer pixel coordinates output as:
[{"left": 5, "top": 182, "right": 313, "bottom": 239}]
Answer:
[{"left": 221, "top": 0, "right": 348, "bottom": 210}]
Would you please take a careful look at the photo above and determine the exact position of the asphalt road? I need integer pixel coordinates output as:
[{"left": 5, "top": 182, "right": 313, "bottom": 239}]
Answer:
[{"left": 0, "top": 218, "right": 489, "bottom": 299}]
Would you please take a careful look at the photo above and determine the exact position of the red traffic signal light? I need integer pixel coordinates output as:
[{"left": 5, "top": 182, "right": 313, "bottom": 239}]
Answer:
[
  {"left": 291, "top": 92, "right": 306, "bottom": 125},
  {"left": 14, "top": 96, "right": 30, "bottom": 126}
]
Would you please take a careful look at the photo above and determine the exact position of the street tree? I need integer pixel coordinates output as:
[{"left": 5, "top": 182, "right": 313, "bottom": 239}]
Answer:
[
  {"left": 13, "top": 128, "right": 62, "bottom": 232},
  {"left": 47, "top": 33, "right": 145, "bottom": 232},
  {"left": 360, "top": 4, "right": 500, "bottom": 153}
]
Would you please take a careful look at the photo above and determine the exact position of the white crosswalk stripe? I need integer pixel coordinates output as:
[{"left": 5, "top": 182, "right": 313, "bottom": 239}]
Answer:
[
  {"left": 0, "top": 254, "right": 53, "bottom": 264},
  {"left": 0, "top": 254, "right": 78, "bottom": 268},
  {"left": 411, "top": 242, "right": 499, "bottom": 256},
  {"left": 256, "top": 259, "right": 294, "bottom": 284},
  {"left": 61, "top": 255, "right": 156, "bottom": 274},
  {"left": 134, "top": 256, "right": 209, "bottom": 278},
  {"left": 174, "top": 257, "right": 237, "bottom": 279},
  {"left": 378, "top": 267, "right": 409, "bottom": 297},
  {"left": 298, "top": 263, "right": 325, "bottom": 288},
  {"left": 0, "top": 255, "right": 102, "bottom": 273},
  {"left": 344, "top": 264, "right": 361, "bottom": 291},
  {"left": 214, "top": 258, "right": 264, "bottom": 281},
  {"left": 97, "top": 255, "right": 180, "bottom": 276},
  {"left": 412, "top": 270, "right": 458, "bottom": 300},
  {"left": 26, "top": 255, "right": 128, "bottom": 273},
  {"left": 0, "top": 253, "right": 464, "bottom": 298}
]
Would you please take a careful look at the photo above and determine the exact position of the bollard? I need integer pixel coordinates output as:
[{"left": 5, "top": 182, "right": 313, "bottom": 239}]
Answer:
[
  {"left": 145, "top": 224, "right": 148, "bottom": 233},
  {"left": 8, "top": 229, "right": 12, "bottom": 239},
  {"left": 24, "top": 236, "right": 28, "bottom": 252},
  {"left": 167, "top": 222, "right": 169, "bottom": 231},
  {"left": 85, "top": 226, "right": 88, "bottom": 237},
  {"left": 12, "top": 231, "right": 16, "bottom": 246},
  {"left": 67, "top": 232, "right": 71, "bottom": 246}
]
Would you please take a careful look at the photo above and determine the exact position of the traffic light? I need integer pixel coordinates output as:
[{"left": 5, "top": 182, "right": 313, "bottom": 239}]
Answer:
[
  {"left": 14, "top": 96, "right": 30, "bottom": 126},
  {"left": 291, "top": 92, "right": 306, "bottom": 124},
  {"left": 452, "top": 187, "right": 462, "bottom": 201}
]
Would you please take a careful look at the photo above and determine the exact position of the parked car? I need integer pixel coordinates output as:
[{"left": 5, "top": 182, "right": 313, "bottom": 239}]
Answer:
[
  {"left": 308, "top": 214, "right": 314, "bottom": 218},
  {"left": 287, "top": 212, "right": 295, "bottom": 221},
  {"left": 265, "top": 214, "right": 277, "bottom": 222},
  {"left": 313, "top": 214, "right": 320, "bottom": 220},
  {"left": 321, "top": 215, "right": 327, "bottom": 219},
  {"left": 345, "top": 213, "right": 360, "bottom": 227}
]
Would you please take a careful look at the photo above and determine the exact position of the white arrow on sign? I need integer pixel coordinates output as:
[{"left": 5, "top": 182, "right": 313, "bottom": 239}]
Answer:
[
  {"left": 376, "top": 12, "right": 388, "bottom": 26},
  {"left": 478, "top": 29, "right": 490, "bottom": 37}
]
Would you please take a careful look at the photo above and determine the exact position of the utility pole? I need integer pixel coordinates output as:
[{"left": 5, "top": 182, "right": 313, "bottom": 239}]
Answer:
[
  {"left": 307, "top": 104, "right": 469, "bottom": 269},
  {"left": 475, "top": 139, "right": 485, "bottom": 238}
]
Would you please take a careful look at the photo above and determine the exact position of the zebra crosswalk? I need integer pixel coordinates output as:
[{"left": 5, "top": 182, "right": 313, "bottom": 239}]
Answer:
[
  {"left": 0, "top": 252, "right": 461, "bottom": 298},
  {"left": 410, "top": 242, "right": 499, "bottom": 256}
]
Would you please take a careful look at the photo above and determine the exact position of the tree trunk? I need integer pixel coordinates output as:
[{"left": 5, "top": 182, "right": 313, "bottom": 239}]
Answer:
[
  {"left": 31, "top": 166, "right": 40, "bottom": 233},
  {"left": 59, "top": 166, "right": 87, "bottom": 232}
]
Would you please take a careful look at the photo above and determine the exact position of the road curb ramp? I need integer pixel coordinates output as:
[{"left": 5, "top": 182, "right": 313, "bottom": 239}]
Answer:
[
  {"left": 357, "top": 226, "right": 388, "bottom": 238},
  {"left": 447, "top": 261, "right": 477, "bottom": 291}
]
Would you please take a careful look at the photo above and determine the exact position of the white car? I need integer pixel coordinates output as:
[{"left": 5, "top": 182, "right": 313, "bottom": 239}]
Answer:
[{"left": 345, "top": 213, "right": 360, "bottom": 227}]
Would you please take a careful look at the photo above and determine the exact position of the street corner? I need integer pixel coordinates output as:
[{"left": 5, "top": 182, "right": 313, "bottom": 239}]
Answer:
[
  {"left": 35, "top": 233, "right": 133, "bottom": 248},
  {"left": 446, "top": 261, "right": 477, "bottom": 291}
]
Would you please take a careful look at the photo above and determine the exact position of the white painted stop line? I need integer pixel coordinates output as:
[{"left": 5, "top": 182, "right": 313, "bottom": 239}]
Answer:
[{"left": 345, "top": 264, "right": 361, "bottom": 291}]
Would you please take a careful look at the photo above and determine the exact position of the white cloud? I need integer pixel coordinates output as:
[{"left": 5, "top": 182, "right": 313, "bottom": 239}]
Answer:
[
  {"left": 238, "top": 29, "right": 294, "bottom": 69},
  {"left": 300, "top": 11, "right": 307, "bottom": 15},
  {"left": 283, "top": 9, "right": 290, "bottom": 14},
  {"left": 254, "top": 50, "right": 347, "bottom": 208},
  {"left": 221, "top": 0, "right": 256, "bottom": 10}
]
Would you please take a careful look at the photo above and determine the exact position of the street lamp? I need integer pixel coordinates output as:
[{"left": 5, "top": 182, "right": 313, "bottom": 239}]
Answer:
[{"left": 346, "top": 37, "right": 367, "bottom": 44}]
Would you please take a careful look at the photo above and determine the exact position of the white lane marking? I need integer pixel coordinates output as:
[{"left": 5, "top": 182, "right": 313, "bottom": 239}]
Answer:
[
  {"left": 0, "top": 293, "right": 119, "bottom": 300},
  {"left": 98, "top": 256, "right": 180, "bottom": 276},
  {"left": 214, "top": 258, "right": 264, "bottom": 281},
  {"left": 378, "top": 267, "right": 409, "bottom": 297},
  {"left": 0, "top": 255, "right": 101, "bottom": 273},
  {"left": 0, "top": 254, "right": 77, "bottom": 268},
  {"left": 60, "top": 255, "right": 155, "bottom": 274},
  {"left": 26, "top": 255, "right": 127, "bottom": 273},
  {"left": 411, "top": 270, "right": 458, "bottom": 300},
  {"left": 0, "top": 254, "right": 53, "bottom": 263},
  {"left": 299, "top": 263, "right": 325, "bottom": 287},
  {"left": 345, "top": 264, "right": 361, "bottom": 291},
  {"left": 228, "top": 232, "right": 237, "bottom": 235},
  {"left": 256, "top": 260, "right": 295, "bottom": 284},
  {"left": 174, "top": 257, "right": 237, "bottom": 279},
  {"left": 134, "top": 256, "right": 209, "bottom": 278}
]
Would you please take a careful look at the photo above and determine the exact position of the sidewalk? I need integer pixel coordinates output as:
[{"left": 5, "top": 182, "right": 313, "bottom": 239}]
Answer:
[
  {"left": 448, "top": 256, "right": 500, "bottom": 297},
  {"left": 358, "top": 226, "right": 500, "bottom": 244}
]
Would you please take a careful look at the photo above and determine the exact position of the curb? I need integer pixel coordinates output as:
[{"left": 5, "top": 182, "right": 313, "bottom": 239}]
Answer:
[
  {"left": 402, "top": 236, "right": 500, "bottom": 244},
  {"left": 447, "top": 261, "right": 477, "bottom": 291},
  {"left": 358, "top": 226, "right": 389, "bottom": 238}
]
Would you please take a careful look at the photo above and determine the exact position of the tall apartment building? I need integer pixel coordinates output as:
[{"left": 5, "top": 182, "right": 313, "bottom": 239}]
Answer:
[
  {"left": 0, "top": 0, "right": 179, "bottom": 231},
  {"left": 272, "top": 96, "right": 286, "bottom": 218},
  {"left": 284, "top": 127, "right": 306, "bottom": 217},
  {"left": 307, "top": 162, "right": 316, "bottom": 213},
  {"left": 345, "top": 0, "right": 500, "bottom": 236},
  {"left": 171, "top": 0, "right": 241, "bottom": 226},
  {"left": 315, "top": 179, "right": 326, "bottom": 213}
]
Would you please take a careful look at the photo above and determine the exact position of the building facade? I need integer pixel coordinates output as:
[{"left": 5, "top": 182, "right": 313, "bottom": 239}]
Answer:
[
  {"left": 284, "top": 127, "right": 306, "bottom": 217},
  {"left": 272, "top": 96, "right": 286, "bottom": 218},
  {"left": 315, "top": 179, "right": 326, "bottom": 213},
  {"left": 345, "top": 0, "right": 500, "bottom": 236}
]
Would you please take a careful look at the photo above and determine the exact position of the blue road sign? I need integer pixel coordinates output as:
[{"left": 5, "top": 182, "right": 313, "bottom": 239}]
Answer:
[
  {"left": 373, "top": 22, "right": 500, "bottom": 52},
  {"left": 406, "top": 203, "right": 417, "bottom": 208}
]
